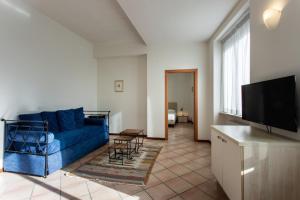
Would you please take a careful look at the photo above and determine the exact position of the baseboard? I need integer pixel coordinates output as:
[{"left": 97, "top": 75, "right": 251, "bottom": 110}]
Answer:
[
  {"left": 146, "top": 137, "right": 166, "bottom": 140},
  {"left": 197, "top": 140, "right": 211, "bottom": 143},
  {"left": 110, "top": 133, "right": 208, "bottom": 143},
  {"left": 109, "top": 133, "right": 119, "bottom": 135}
]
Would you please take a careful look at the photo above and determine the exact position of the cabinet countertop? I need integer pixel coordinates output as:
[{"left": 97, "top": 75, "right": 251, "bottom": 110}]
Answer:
[{"left": 211, "top": 125, "right": 300, "bottom": 147}]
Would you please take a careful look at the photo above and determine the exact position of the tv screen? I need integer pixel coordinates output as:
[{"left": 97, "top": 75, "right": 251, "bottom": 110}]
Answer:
[{"left": 242, "top": 76, "right": 298, "bottom": 132}]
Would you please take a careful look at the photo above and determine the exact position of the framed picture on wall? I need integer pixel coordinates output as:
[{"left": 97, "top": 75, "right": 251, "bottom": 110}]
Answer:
[{"left": 114, "top": 80, "right": 124, "bottom": 92}]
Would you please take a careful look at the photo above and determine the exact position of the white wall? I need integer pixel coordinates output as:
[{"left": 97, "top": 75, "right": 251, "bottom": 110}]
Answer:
[
  {"left": 94, "top": 43, "right": 147, "bottom": 58},
  {"left": 168, "top": 73, "right": 194, "bottom": 122},
  {"left": 250, "top": 0, "right": 300, "bottom": 140},
  {"left": 147, "top": 43, "right": 209, "bottom": 140},
  {"left": 0, "top": 1, "right": 97, "bottom": 168},
  {"left": 98, "top": 55, "right": 147, "bottom": 133}
]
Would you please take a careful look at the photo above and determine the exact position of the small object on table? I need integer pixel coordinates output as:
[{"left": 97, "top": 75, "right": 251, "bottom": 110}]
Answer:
[
  {"left": 113, "top": 135, "right": 135, "bottom": 159},
  {"left": 120, "top": 129, "right": 145, "bottom": 152}
]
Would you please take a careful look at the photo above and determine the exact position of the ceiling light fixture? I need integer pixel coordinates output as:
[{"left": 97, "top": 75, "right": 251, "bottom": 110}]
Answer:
[{"left": 263, "top": 8, "right": 282, "bottom": 30}]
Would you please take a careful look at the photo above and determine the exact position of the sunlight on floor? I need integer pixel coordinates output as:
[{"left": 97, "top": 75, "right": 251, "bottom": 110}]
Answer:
[{"left": 0, "top": 123, "right": 228, "bottom": 200}]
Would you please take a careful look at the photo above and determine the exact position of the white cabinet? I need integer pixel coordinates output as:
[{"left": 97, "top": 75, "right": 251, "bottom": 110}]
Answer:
[
  {"left": 211, "top": 131, "right": 223, "bottom": 184},
  {"left": 222, "top": 138, "right": 242, "bottom": 200},
  {"left": 211, "top": 125, "right": 300, "bottom": 200},
  {"left": 211, "top": 130, "right": 242, "bottom": 200}
]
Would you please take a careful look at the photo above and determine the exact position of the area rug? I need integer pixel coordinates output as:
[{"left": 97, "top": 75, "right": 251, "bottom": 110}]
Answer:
[{"left": 66, "top": 144, "right": 162, "bottom": 185}]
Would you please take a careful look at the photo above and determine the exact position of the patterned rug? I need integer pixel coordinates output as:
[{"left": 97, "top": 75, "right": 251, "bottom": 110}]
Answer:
[{"left": 66, "top": 144, "right": 162, "bottom": 185}]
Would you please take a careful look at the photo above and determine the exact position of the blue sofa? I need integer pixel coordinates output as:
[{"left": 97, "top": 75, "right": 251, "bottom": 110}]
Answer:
[{"left": 2, "top": 108, "right": 110, "bottom": 177}]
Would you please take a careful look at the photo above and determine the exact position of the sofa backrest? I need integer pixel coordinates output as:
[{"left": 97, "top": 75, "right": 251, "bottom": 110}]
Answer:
[{"left": 18, "top": 107, "right": 85, "bottom": 133}]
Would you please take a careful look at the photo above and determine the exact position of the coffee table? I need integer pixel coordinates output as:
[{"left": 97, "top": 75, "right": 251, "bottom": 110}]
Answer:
[
  {"left": 120, "top": 129, "right": 145, "bottom": 152},
  {"left": 113, "top": 135, "right": 135, "bottom": 159},
  {"left": 108, "top": 143, "right": 127, "bottom": 165}
]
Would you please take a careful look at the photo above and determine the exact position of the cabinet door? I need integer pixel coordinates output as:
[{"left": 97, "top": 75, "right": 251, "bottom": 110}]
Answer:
[
  {"left": 211, "top": 130, "right": 223, "bottom": 184},
  {"left": 222, "top": 137, "right": 242, "bottom": 200}
]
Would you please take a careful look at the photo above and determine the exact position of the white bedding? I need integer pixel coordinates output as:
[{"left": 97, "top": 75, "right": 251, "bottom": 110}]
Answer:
[{"left": 168, "top": 109, "right": 176, "bottom": 125}]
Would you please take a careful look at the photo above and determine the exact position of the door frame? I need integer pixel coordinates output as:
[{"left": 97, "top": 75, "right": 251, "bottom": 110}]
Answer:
[{"left": 165, "top": 69, "right": 199, "bottom": 141}]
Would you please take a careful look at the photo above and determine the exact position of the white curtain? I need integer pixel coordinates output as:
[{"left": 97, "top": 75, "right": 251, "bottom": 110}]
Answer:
[{"left": 222, "top": 19, "right": 250, "bottom": 116}]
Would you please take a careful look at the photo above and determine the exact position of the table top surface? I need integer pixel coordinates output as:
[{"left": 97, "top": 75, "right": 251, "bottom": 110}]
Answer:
[
  {"left": 114, "top": 135, "right": 135, "bottom": 141},
  {"left": 121, "top": 129, "right": 144, "bottom": 134},
  {"left": 211, "top": 125, "right": 300, "bottom": 146}
]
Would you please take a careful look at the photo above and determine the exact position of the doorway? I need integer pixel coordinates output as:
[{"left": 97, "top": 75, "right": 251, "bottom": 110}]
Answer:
[{"left": 165, "top": 69, "right": 198, "bottom": 141}]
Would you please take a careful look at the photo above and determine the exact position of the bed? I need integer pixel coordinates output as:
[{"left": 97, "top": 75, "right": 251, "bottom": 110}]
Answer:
[{"left": 168, "top": 102, "right": 177, "bottom": 126}]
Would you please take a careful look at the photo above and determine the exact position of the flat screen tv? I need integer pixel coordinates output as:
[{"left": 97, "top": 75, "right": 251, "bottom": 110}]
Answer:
[{"left": 242, "top": 76, "right": 298, "bottom": 132}]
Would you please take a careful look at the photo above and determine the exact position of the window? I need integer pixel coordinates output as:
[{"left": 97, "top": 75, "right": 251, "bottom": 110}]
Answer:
[{"left": 221, "top": 16, "right": 250, "bottom": 116}]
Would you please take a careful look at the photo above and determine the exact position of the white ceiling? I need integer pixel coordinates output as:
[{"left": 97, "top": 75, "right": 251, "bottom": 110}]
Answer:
[
  {"left": 25, "top": 0, "right": 145, "bottom": 45},
  {"left": 117, "top": 0, "right": 238, "bottom": 45},
  {"left": 25, "top": 0, "right": 238, "bottom": 46}
]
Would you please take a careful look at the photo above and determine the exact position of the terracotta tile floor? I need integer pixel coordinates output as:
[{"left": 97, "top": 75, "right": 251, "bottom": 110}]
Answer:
[{"left": 0, "top": 123, "right": 229, "bottom": 200}]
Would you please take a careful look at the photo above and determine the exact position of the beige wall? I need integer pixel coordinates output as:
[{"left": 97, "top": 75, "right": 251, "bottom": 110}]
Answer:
[{"left": 98, "top": 55, "right": 147, "bottom": 133}]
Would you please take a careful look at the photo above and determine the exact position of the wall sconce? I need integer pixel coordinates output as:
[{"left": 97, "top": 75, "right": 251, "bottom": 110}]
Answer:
[{"left": 263, "top": 8, "right": 282, "bottom": 30}]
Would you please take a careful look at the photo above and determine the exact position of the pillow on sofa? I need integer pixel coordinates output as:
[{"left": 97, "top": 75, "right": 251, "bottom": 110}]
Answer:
[
  {"left": 41, "top": 112, "right": 60, "bottom": 133},
  {"left": 56, "top": 109, "right": 76, "bottom": 131},
  {"left": 74, "top": 107, "right": 85, "bottom": 128},
  {"left": 19, "top": 113, "right": 43, "bottom": 126}
]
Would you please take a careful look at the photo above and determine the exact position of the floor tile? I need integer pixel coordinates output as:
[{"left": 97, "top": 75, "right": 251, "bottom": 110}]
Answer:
[
  {"left": 180, "top": 187, "right": 214, "bottom": 200},
  {"left": 114, "top": 183, "right": 143, "bottom": 195},
  {"left": 168, "top": 164, "right": 192, "bottom": 176},
  {"left": 165, "top": 177, "right": 193, "bottom": 194},
  {"left": 159, "top": 159, "right": 177, "bottom": 168},
  {"left": 153, "top": 169, "right": 177, "bottom": 182},
  {"left": 0, "top": 179, "right": 34, "bottom": 200},
  {"left": 90, "top": 185, "right": 121, "bottom": 200},
  {"left": 194, "top": 166, "right": 215, "bottom": 180},
  {"left": 197, "top": 180, "right": 229, "bottom": 200},
  {"left": 181, "top": 172, "right": 207, "bottom": 186},
  {"left": 31, "top": 183, "right": 60, "bottom": 200},
  {"left": 152, "top": 162, "right": 166, "bottom": 173},
  {"left": 193, "top": 157, "right": 210, "bottom": 168},
  {"left": 172, "top": 156, "right": 190, "bottom": 164},
  {"left": 169, "top": 196, "right": 184, "bottom": 200},
  {"left": 86, "top": 181, "right": 115, "bottom": 194},
  {"left": 60, "top": 181, "right": 89, "bottom": 198},
  {"left": 78, "top": 194, "right": 92, "bottom": 200},
  {"left": 184, "top": 160, "right": 204, "bottom": 171},
  {"left": 143, "top": 174, "right": 162, "bottom": 189},
  {"left": 123, "top": 191, "right": 152, "bottom": 200},
  {"left": 146, "top": 183, "right": 176, "bottom": 200}
]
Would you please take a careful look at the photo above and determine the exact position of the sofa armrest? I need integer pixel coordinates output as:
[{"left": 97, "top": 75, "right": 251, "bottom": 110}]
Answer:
[
  {"left": 8, "top": 130, "right": 55, "bottom": 144},
  {"left": 3, "top": 119, "right": 53, "bottom": 155},
  {"left": 84, "top": 118, "right": 105, "bottom": 126}
]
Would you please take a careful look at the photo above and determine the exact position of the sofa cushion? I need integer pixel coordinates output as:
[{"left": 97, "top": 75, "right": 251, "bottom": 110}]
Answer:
[
  {"left": 56, "top": 109, "right": 76, "bottom": 131},
  {"left": 19, "top": 113, "right": 42, "bottom": 121},
  {"left": 41, "top": 112, "right": 60, "bottom": 133},
  {"left": 46, "top": 129, "right": 83, "bottom": 154},
  {"left": 74, "top": 107, "right": 85, "bottom": 128},
  {"left": 46, "top": 125, "right": 104, "bottom": 154},
  {"left": 19, "top": 113, "right": 43, "bottom": 127}
]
